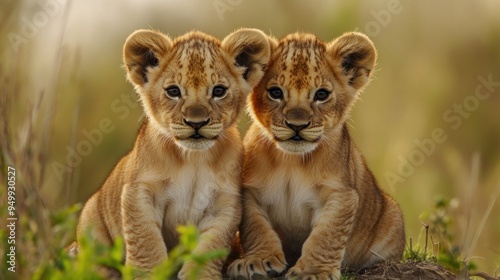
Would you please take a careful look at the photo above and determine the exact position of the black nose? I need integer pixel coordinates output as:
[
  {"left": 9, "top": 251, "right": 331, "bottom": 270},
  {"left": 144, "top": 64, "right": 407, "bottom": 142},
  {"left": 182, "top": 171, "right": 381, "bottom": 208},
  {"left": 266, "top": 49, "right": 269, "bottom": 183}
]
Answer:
[
  {"left": 285, "top": 121, "right": 310, "bottom": 132},
  {"left": 184, "top": 119, "right": 210, "bottom": 130}
]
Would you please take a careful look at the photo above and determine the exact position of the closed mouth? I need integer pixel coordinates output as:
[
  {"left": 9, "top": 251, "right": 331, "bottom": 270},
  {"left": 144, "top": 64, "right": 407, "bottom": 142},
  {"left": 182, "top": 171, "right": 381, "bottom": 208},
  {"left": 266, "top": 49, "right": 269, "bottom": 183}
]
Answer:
[
  {"left": 274, "top": 135, "right": 320, "bottom": 143},
  {"left": 189, "top": 133, "right": 205, "bottom": 140},
  {"left": 274, "top": 135, "right": 306, "bottom": 142},
  {"left": 187, "top": 133, "right": 218, "bottom": 140},
  {"left": 290, "top": 134, "right": 304, "bottom": 141}
]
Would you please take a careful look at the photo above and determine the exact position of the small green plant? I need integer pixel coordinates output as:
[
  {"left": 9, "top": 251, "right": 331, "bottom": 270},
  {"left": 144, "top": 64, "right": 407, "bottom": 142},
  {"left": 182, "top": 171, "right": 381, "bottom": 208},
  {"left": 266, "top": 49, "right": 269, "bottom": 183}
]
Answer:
[
  {"left": 31, "top": 207, "right": 226, "bottom": 280},
  {"left": 151, "top": 225, "right": 228, "bottom": 280},
  {"left": 339, "top": 272, "right": 356, "bottom": 280},
  {"left": 30, "top": 203, "right": 122, "bottom": 280},
  {"left": 404, "top": 231, "right": 437, "bottom": 263},
  {"left": 410, "top": 196, "right": 476, "bottom": 273},
  {"left": 32, "top": 234, "right": 124, "bottom": 280}
]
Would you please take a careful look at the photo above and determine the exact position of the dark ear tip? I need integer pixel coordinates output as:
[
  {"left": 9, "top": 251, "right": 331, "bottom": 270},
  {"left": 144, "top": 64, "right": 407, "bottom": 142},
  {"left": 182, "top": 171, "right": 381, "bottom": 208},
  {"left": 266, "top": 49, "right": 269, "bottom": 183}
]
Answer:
[
  {"left": 123, "top": 29, "right": 172, "bottom": 86},
  {"left": 221, "top": 28, "right": 271, "bottom": 86},
  {"left": 341, "top": 50, "right": 374, "bottom": 71},
  {"left": 330, "top": 32, "right": 377, "bottom": 68},
  {"left": 145, "top": 50, "right": 159, "bottom": 68},
  {"left": 327, "top": 31, "right": 377, "bottom": 89}
]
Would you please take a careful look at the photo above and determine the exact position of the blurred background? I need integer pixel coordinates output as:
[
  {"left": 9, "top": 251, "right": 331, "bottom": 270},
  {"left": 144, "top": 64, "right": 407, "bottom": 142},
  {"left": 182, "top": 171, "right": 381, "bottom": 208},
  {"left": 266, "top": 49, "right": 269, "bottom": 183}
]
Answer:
[{"left": 1, "top": 0, "right": 499, "bottom": 277}]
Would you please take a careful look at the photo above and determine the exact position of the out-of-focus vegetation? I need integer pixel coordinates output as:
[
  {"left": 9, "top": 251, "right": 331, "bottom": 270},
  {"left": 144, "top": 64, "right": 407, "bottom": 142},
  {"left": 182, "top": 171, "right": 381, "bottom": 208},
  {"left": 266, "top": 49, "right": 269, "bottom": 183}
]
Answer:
[
  {"left": 407, "top": 197, "right": 477, "bottom": 273},
  {"left": 31, "top": 224, "right": 225, "bottom": 280},
  {"left": 1, "top": 0, "right": 499, "bottom": 278}
]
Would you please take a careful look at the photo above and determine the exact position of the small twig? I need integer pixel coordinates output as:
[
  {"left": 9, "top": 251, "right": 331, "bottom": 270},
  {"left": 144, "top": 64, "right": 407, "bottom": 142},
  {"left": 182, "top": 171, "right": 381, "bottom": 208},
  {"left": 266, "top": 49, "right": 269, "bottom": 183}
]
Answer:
[{"left": 421, "top": 222, "right": 429, "bottom": 256}]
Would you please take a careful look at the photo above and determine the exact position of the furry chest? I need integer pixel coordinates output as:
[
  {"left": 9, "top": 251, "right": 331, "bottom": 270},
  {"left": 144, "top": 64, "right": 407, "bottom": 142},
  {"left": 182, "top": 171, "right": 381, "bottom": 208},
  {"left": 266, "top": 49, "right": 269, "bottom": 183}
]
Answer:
[
  {"left": 257, "top": 170, "right": 321, "bottom": 234},
  {"left": 161, "top": 168, "right": 218, "bottom": 227}
]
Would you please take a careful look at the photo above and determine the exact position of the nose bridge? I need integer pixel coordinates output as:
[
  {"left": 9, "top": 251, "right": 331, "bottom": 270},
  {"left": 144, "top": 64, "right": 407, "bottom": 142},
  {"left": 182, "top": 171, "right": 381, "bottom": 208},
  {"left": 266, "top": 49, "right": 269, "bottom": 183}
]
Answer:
[
  {"left": 183, "top": 95, "right": 211, "bottom": 123},
  {"left": 184, "top": 104, "right": 210, "bottom": 123},
  {"left": 185, "top": 105, "right": 209, "bottom": 121},
  {"left": 284, "top": 92, "right": 312, "bottom": 124},
  {"left": 285, "top": 108, "right": 311, "bottom": 125},
  {"left": 181, "top": 88, "right": 211, "bottom": 123}
]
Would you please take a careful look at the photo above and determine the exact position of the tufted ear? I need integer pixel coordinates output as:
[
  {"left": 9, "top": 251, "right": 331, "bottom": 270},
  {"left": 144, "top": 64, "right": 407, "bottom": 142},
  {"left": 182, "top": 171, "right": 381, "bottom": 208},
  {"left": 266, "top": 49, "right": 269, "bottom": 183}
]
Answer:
[
  {"left": 327, "top": 32, "right": 377, "bottom": 91},
  {"left": 123, "top": 29, "right": 173, "bottom": 86},
  {"left": 221, "top": 28, "right": 271, "bottom": 87}
]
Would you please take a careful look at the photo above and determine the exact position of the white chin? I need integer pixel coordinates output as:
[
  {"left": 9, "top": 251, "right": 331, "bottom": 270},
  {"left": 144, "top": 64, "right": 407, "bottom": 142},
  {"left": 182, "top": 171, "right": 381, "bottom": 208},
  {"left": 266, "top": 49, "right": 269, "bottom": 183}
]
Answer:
[
  {"left": 275, "top": 140, "right": 318, "bottom": 154},
  {"left": 176, "top": 139, "right": 216, "bottom": 151}
]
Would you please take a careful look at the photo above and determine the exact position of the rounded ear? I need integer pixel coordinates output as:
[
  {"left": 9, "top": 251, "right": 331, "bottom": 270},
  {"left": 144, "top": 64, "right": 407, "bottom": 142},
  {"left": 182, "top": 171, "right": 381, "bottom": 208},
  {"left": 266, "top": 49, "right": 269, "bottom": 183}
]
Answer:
[
  {"left": 221, "top": 28, "right": 271, "bottom": 87},
  {"left": 123, "top": 29, "right": 173, "bottom": 86},
  {"left": 327, "top": 32, "right": 377, "bottom": 90}
]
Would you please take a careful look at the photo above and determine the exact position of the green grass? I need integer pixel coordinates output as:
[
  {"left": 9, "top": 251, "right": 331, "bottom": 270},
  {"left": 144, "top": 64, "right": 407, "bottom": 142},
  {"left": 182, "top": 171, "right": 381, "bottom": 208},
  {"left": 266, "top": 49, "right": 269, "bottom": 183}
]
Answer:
[
  {"left": 405, "top": 196, "right": 478, "bottom": 274},
  {"left": 339, "top": 273, "right": 356, "bottom": 280},
  {"left": 31, "top": 219, "right": 225, "bottom": 280}
]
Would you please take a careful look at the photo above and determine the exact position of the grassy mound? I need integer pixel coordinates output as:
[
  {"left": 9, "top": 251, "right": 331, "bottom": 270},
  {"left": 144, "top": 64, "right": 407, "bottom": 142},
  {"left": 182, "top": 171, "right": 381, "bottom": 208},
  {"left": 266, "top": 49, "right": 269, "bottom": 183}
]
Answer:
[{"left": 354, "top": 260, "right": 456, "bottom": 280}]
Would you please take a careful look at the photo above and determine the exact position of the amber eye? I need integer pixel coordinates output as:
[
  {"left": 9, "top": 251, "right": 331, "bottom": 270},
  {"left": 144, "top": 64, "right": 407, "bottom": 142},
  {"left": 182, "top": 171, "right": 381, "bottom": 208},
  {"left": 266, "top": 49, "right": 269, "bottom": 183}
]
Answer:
[
  {"left": 314, "top": 89, "right": 330, "bottom": 101},
  {"left": 212, "top": 85, "right": 227, "bottom": 98},
  {"left": 268, "top": 87, "right": 284, "bottom": 100},
  {"left": 165, "top": 86, "right": 181, "bottom": 98}
]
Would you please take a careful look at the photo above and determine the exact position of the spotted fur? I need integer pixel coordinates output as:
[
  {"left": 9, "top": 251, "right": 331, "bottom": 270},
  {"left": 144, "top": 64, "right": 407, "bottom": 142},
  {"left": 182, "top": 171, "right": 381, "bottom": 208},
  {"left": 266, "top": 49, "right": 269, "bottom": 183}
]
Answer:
[
  {"left": 228, "top": 32, "right": 405, "bottom": 280},
  {"left": 77, "top": 28, "right": 271, "bottom": 279}
]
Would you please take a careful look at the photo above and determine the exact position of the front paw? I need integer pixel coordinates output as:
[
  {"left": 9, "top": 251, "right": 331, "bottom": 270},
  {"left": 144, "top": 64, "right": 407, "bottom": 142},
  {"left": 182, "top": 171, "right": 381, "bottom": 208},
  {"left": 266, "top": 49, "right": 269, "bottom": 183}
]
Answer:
[
  {"left": 286, "top": 264, "right": 340, "bottom": 280},
  {"left": 228, "top": 253, "right": 287, "bottom": 279}
]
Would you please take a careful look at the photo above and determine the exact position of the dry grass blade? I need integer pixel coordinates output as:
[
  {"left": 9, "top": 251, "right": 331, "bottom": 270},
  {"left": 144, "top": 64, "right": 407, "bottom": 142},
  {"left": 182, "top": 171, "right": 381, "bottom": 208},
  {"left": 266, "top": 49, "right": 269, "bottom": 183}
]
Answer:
[{"left": 468, "top": 182, "right": 500, "bottom": 262}]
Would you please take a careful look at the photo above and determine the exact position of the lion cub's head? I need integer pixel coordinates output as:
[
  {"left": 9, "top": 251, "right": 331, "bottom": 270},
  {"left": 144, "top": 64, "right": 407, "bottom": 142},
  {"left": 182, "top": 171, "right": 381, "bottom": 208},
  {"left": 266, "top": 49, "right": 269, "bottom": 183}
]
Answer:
[
  {"left": 123, "top": 29, "right": 270, "bottom": 150},
  {"left": 249, "top": 32, "right": 377, "bottom": 154}
]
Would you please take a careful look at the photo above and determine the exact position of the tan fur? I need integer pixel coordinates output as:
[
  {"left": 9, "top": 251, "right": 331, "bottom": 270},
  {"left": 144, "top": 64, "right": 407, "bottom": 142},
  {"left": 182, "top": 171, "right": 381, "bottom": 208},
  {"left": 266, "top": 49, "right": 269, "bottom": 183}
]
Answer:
[
  {"left": 228, "top": 32, "right": 405, "bottom": 279},
  {"left": 77, "top": 28, "right": 270, "bottom": 279}
]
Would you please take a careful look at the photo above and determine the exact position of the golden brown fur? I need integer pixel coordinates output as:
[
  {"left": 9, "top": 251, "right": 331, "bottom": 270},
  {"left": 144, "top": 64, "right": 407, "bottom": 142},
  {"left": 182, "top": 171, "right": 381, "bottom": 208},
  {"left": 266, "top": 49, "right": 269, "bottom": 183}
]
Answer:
[
  {"left": 228, "top": 32, "right": 405, "bottom": 279},
  {"left": 77, "top": 28, "right": 271, "bottom": 279}
]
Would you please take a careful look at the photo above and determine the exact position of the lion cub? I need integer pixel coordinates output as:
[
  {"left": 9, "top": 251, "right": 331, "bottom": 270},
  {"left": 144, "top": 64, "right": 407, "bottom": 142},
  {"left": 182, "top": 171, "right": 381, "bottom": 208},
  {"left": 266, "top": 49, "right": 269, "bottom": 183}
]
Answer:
[
  {"left": 228, "top": 32, "right": 405, "bottom": 279},
  {"left": 77, "top": 28, "right": 270, "bottom": 278}
]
